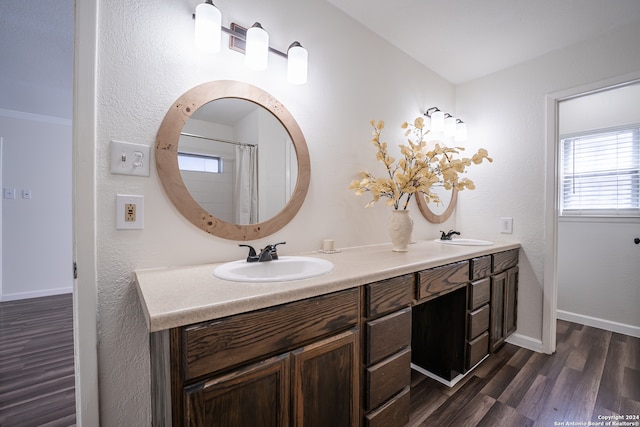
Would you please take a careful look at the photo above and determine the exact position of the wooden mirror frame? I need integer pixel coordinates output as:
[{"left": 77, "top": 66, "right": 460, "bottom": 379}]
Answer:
[
  {"left": 415, "top": 188, "right": 458, "bottom": 224},
  {"left": 156, "top": 81, "right": 310, "bottom": 241}
]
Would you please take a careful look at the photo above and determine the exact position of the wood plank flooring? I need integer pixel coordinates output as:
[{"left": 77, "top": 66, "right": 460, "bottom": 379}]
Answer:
[
  {"left": 409, "top": 320, "right": 640, "bottom": 427},
  {"left": 0, "top": 294, "right": 76, "bottom": 427}
]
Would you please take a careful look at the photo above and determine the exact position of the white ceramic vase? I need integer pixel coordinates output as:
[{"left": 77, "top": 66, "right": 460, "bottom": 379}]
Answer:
[{"left": 387, "top": 210, "right": 413, "bottom": 252}]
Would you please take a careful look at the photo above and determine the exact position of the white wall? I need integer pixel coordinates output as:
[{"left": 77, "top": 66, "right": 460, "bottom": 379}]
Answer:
[
  {"left": 0, "top": 110, "right": 73, "bottom": 301},
  {"left": 455, "top": 20, "right": 640, "bottom": 346},
  {"left": 91, "top": 0, "right": 454, "bottom": 424},
  {"left": 557, "top": 83, "right": 640, "bottom": 333}
]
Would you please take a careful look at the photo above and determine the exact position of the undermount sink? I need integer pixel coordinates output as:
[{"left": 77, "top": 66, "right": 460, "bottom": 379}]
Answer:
[
  {"left": 213, "top": 256, "right": 335, "bottom": 283},
  {"left": 434, "top": 238, "right": 494, "bottom": 246}
]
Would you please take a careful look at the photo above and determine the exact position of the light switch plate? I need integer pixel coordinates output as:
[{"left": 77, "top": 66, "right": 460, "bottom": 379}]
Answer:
[
  {"left": 116, "top": 194, "right": 144, "bottom": 229},
  {"left": 3, "top": 187, "right": 16, "bottom": 199},
  {"left": 110, "top": 140, "right": 150, "bottom": 176},
  {"left": 500, "top": 217, "right": 513, "bottom": 234}
]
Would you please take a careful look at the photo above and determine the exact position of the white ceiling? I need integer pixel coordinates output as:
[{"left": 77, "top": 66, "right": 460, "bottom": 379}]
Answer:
[
  {"left": 2, "top": 1, "right": 640, "bottom": 94},
  {"left": 326, "top": 0, "right": 640, "bottom": 84},
  {"left": 0, "top": 0, "right": 74, "bottom": 93}
]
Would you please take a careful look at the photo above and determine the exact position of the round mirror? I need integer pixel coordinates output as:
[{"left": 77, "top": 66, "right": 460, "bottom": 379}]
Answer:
[
  {"left": 156, "top": 81, "right": 310, "bottom": 241},
  {"left": 416, "top": 186, "right": 458, "bottom": 224}
]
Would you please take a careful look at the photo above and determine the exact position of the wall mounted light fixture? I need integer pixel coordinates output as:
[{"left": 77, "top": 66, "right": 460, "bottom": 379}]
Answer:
[
  {"left": 193, "top": 1, "right": 308, "bottom": 84},
  {"left": 444, "top": 113, "right": 457, "bottom": 137},
  {"left": 455, "top": 119, "right": 467, "bottom": 142},
  {"left": 425, "top": 107, "right": 445, "bottom": 133},
  {"left": 424, "top": 107, "right": 467, "bottom": 142}
]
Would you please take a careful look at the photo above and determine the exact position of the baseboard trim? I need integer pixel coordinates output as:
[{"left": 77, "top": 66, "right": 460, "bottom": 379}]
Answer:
[
  {"left": 0, "top": 287, "right": 73, "bottom": 302},
  {"left": 557, "top": 310, "right": 640, "bottom": 338},
  {"left": 505, "top": 333, "right": 544, "bottom": 353}
]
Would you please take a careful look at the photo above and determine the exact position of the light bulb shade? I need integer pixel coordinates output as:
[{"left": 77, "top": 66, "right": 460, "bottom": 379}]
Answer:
[
  {"left": 245, "top": 23, "right": 269, "bottom": 70},
  {"left": 287, "top": 42, "right": 308, "bottom": 85},
  {"left": 455, "top": 121, "right": 467, "bottom": 142},
  {"left": 430, "top": 110, "right": 444, "bottom": 133},
  {"left": 194, "top": 1, "right": 221, "bottom": 53},
  {"left": 444, "top": 115, "right": 457, "bottom": 136}
]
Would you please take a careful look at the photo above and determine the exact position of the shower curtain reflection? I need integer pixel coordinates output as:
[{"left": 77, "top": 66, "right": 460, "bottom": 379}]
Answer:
[{"left": 234, "top": 144, "right": 258, "bottom": 224}]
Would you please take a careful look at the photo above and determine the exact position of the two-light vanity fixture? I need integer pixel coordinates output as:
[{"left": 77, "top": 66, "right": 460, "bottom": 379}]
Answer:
[
  {"left": 194, "top": 0, "right": 308, "bottom": 85},
  {"left": 424, "top": 107, "right": 467, "bottom": 142}
]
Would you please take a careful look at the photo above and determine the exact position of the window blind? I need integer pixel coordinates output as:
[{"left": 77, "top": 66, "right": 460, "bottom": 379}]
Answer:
[{"left": 560, "top": 126, "right": 640, "bottom": 216}]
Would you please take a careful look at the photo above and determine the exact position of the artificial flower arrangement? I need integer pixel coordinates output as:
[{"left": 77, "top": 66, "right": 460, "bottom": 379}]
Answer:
[{"left": 349, "top": 117, "right": 493, "bottom": 209}]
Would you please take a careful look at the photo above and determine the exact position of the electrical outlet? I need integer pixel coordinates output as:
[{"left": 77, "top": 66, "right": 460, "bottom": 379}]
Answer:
[
  {"left": 125, "top": 203, "right": 136, "bottom": 222},
  {"left": 500, "top": 217, "right": 513, "bottom": 234},
  {"left": 116, "top": 194, "right": 144, "bottom": 229}
]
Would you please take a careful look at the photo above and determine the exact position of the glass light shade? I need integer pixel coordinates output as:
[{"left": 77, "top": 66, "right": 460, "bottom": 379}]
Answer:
[
  {"left": 194, "top": 1, "right": 221, "bottom": 53},
  {"left": 455, "top": 121, "right": 467, "bottom": 142},
  {"left": 245, "top": 23, "right": 269, "bottom": 70},
  {"left": 287, "top": 42, "right": 308, "bottom": 85},
  {"left": 444, "top": 115, "right": 457, "bottom": 136},
  {"left": 430, "top": 110, "right": 444, "bottom": 133}
]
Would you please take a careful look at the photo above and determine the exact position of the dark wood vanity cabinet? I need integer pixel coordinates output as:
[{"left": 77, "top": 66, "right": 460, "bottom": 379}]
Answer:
[
  {"left": 412, "top": 261, "right": 470, "bottom": 381},
  {"left": 490, "top": 249, "right": 519, "bottom": 352},
  {"left": 151, "top": 246, "right": 521, "bottom": 426},
  {"left": 362, "top": 274, "right": 414, "bottom": 427},
  {"left": 411, "top": 249, "right": 519, "bottom": 381},
  {"left": 169, "top": 288, "right": 360, "bottom": 427}
]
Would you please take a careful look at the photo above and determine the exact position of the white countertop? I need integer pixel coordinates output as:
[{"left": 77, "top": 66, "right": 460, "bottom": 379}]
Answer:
[{"left": 135, "top": 240, "right": 520, "bottom": 332}]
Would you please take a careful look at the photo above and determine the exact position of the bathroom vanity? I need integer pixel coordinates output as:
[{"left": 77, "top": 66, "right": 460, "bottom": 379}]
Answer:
[{"left": 135, "top": 240, "right": 519, "bottom": 426}]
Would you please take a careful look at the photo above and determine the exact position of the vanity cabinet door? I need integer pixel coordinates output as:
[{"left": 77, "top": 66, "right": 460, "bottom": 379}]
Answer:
[
  {"left": 490, "top": 271, "right": 506, "bottom": 352},
  {"left": 292, "top": 329, "right": 359, "bottom": 427},
  {"left": 183, "top": 353, "right": 290, "bottom": 427},
  {"left": 490, "top": 260, "right": 519, "bottom": 353},
  {"left": 505, "top": 267, "right": 519, "bottom": 337}
]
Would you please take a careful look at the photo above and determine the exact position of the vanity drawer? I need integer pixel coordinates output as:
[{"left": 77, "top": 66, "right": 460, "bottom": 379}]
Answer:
[
  {"left": 468, "top": 304, "right": 490, "bottom": 339},
  {"left": 467, "top": 331, "right": 489, "bottom": 368},
  {"left": 366, "top": 307, "right": 412, "bottom": 364},
  {"left": 180, "top": 288, "right": 359, "bottom": 380},
  {"left": 493, "top": 249, "right": 519, "bottom": 273},
  {"left": 365, "top": 348, "right": 411, "bottom": 410},
  {"left": 365, "top": 273, "right": 414, "bottom": 318},
  {"left": 470, "top": 255, "right": 491, "bottom": 280},
  {"left": 469, "top": 277, "right": 490, "bottom": 310},
  {"left": 364, "top": 386, "right": 410, "bottom": 427},
  {"left": 416, "top": 261, "right": 469, "bottom": 301}
]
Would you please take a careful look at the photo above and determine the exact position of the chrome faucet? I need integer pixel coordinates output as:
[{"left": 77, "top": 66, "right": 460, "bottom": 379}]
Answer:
[
  {"left": 239, "top": 242, "right": 286, "bottom": 262},
  {"left": 440, "top": 230, "right": 460, "bottom": 240}
]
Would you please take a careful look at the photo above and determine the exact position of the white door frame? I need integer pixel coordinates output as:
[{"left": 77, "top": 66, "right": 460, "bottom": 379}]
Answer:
[
  {"left": 72, "top": 0, "right": 100, "bottom": 424},
  {"left": 542, "top": 70, "right": 640, "bottom": 354}
]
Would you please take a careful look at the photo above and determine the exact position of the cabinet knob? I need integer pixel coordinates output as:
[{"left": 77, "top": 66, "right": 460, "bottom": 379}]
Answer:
[{"left": 635, "top": 237, "right": 640, "bottom": 245}]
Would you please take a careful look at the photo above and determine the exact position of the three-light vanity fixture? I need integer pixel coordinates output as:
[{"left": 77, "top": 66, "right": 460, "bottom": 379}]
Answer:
[
  {"left": 424, "top": 107, "right": 467, "bottom": 142},
  {"left": 194, "top": 0, "right": 308, "bottom": 85}
]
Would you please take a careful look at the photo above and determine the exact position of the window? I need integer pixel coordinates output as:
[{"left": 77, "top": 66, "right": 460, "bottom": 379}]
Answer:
[
  {"left": 178, "top": 152, "right": 222, "bottom": 173},
  {"left": 560, "top": 125, "right": 639, "bottom": 216}
]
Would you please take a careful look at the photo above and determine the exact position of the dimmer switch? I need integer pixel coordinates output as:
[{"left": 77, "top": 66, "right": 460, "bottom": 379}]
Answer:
[
  {"left": 500, "top": 217, "right": 513, "bottom": 234},
  {"left": 110, "top": 140, "right": 150, "bottom": 176}
]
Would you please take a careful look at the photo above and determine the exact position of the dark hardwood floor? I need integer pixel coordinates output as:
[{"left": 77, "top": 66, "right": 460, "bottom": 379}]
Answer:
[
  {"left": 409, "top": 320, "right": 640, "bottom": 427},
  {"left": 0, "top": 294, "right": 76, "bottom": 427}
]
